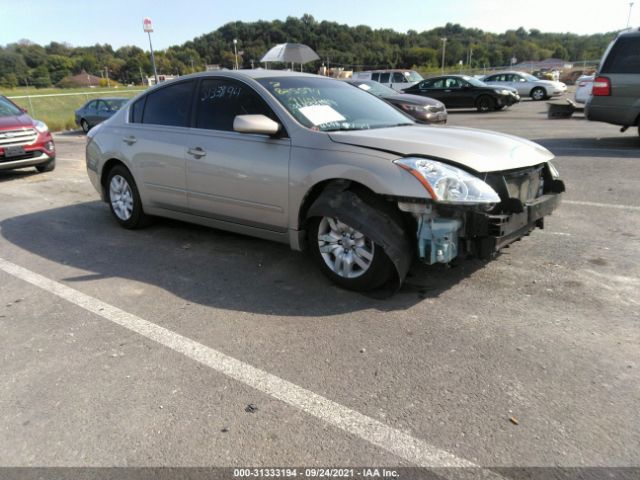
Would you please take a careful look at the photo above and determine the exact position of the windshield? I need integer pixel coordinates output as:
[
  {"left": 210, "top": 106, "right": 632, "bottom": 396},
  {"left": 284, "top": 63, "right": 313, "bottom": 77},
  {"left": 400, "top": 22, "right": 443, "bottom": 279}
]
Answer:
[
  {"left": 258, "top": 77, "right": 414, "bottom": 132},
  {"left": 404, "top": 71, "right": 424, "bottom": 82},
  {"left": 462, "top": 76, "right": 488, "bottom": 87},
  {"left": 350, "top": 80, "right": 398, "bottom": 97},
  {"left": 0, "top": 96, "right": 23, "bottom": 117}
]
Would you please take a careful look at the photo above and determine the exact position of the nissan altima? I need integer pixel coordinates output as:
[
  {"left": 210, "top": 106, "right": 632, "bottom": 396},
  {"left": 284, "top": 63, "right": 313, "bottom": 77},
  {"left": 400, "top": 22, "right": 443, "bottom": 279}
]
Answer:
[{"left": 86, "top": 71, "right": 564, "bottom": 293}]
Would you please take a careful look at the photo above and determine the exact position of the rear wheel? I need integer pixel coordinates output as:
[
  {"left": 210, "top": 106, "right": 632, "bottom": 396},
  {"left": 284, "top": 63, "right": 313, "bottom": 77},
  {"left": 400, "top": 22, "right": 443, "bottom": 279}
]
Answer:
[
  {"left": 309, "top": 215, "right": 394, "bottom": 292},
  {"left": 476, "top": 95, "right": 495, "bottom": 112},
  {"left": 35, "top": 158, "right": 55, "bottom": 173},
  {"left": 531, "top": 87, "right": 546, "bottom": 101},
  {"left": 81, "top": 119, "right": 90, "bottom": 133},
  {"left": 105, "top": 165, "right": 149, "bottom": 229}
]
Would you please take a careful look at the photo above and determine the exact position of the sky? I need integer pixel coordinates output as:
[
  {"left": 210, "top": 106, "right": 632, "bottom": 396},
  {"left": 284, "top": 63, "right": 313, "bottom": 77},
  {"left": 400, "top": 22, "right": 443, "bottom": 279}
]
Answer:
[{"left": 2, "top": 0, "right": 637, "bottom": 50}]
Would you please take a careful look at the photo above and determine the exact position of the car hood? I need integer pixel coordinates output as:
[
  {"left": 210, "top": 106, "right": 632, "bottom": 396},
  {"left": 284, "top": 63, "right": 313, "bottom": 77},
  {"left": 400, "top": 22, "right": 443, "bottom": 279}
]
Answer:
[
  {"left": 384, "top": 93, "right": 444, "bottom": 107},
  {"left": 0, "top": 114, "right": 33, "bottom": 130},
  {"left": 328, "top": 125, "right": 554, "bottom": 173}
]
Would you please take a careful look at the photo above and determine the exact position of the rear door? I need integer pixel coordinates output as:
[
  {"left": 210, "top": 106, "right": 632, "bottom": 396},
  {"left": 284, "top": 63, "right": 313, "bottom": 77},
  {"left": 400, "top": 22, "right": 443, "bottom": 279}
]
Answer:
[
  {"left": 185, "top": 77, "right": 291, "bottom": 230},
  {"left": 599, "top": 34, "right": 640, "bottom": 125},
  {"left": 123, "top": 80, "right": 196, "bottom": 212}
]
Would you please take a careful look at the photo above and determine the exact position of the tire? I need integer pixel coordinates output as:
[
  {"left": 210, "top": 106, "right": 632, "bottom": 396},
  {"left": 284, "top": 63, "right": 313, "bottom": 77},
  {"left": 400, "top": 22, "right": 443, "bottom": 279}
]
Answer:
[
  {"left": 476, "top": 95, "right": 495, "bottom": 112},
  {"left": 80, "top": 119, "right": 90, "bottom": 133},
  {"left": 35, "top": 158, "right": 55, "bottom": 173},
  {"left": 531, "top": 87, "right": 546, "bottom": 101},
  {"left": 308, "top": 214, "right": 395, "bottom": 292},
  {"left": 105, "top": 164, "right": 149, "bottom": 229}
]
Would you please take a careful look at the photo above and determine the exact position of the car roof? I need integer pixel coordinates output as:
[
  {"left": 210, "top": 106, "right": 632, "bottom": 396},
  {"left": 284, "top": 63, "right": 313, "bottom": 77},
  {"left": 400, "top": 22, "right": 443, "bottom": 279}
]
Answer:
[
  {"left": 177, "top": 69, "right": 323, "bottom": 81},
  {"left": 618, "top": 27, "right": 640, "bottom": 37}
]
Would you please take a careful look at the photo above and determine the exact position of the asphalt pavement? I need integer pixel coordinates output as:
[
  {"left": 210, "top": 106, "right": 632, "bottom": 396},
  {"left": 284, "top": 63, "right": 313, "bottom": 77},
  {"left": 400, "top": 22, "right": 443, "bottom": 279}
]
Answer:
[{"left": 0, "top": 96, "right": 638, "bottom": 478}]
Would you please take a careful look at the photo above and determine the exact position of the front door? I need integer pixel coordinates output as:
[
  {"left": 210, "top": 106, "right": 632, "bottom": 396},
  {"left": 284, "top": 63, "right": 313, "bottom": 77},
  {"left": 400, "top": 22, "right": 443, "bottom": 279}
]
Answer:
[{"left": 185, "top": 77, "right": 291, "bottom": 231}]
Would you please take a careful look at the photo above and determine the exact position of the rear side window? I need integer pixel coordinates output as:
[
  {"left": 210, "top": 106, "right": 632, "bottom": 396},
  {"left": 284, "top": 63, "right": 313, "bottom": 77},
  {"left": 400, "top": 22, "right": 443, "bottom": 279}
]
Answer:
[
  {"left": 601, "top": 36, "right": 640, "bottom": 74},
  {"left": 130, "top": 97, "right": 145, "bottom": 123},
  {"left": 195, "top": 78, "right": 277, "bottom": 131},
  {"left": 371, "top": 73, "right": 379, "bottom": 81},
  {"left": 141, "top": 80, "right": 195, "bottom": 127},
  {"left": 379, "top": 73, "right": 390, "bottom": 83}
]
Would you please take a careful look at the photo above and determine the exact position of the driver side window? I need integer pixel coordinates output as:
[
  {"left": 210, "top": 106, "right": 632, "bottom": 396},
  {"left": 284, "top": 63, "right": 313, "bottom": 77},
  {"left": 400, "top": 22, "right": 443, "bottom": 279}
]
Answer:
[{"left": 195, "top": 78, "right": 278, "bottom": 132}]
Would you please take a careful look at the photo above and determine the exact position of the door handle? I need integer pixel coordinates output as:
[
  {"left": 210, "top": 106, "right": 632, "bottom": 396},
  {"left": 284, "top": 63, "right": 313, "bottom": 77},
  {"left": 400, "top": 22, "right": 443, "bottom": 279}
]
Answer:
[
  {"left": 122, "top": 136, "right": 137, "bottom": 145},
  {"left": 188, "top": 147, "right": 207, "bottom": 158}
]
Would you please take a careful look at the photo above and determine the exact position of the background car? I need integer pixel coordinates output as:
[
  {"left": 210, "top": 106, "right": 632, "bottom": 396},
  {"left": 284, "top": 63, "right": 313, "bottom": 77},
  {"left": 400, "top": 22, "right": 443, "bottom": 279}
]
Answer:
[
  {"left": 345, "top": 79, "right": 447, "bottom": 124},
  {"left": 586, "top": 28, "right": 640, "bottom": 136},
  {"left": 0, "top": 95, "right": 55, "bottom": 173},
  {"left": 351, "top": 69, "right": 424, "bottom": 91},
  {"left": 574, "top": 75, "right": 594, "bottom": 104},
  {"left": 481, "top": 71, "right": 567, "bottom": 100},
  {"left": 402, "top": 75, "right": 520, "bottom": 112},
  {"left": 85, "top": 71, "right": 563, "bottom": 293},
  {"left": 75, "top": 97, "right": 128, "bottom": 133}
]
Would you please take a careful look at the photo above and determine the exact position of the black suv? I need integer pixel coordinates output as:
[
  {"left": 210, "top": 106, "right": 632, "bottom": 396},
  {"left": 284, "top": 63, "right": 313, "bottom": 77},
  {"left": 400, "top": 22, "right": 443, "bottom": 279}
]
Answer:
[{"left": 586, "top": 28, "right": 640, "bottom": 135}]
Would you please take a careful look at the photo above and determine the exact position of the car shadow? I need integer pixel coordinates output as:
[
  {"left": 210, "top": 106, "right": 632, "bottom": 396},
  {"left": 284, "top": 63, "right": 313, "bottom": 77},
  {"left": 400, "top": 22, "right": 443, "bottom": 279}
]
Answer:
[
  {"left": 533, "top": 135, "right": 640, "bottom": 158},
  {"left": 0, "top": 201, "right": 486, "bottom": 316},
  {"left": 0, "top": 169, "right": 39, "bottom": 183}
]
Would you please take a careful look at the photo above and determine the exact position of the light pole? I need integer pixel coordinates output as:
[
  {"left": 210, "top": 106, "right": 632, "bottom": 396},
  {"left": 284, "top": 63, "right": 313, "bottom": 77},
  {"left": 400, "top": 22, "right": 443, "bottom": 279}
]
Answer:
[
  {"left": 143, "top": 18, "right": 159, "bottom": 85},
  {"left": 441, "top": 37, "right": 447, "bottom": 75},
  {"left": 628, "top": 2, "right": 635, "bottom": 28},
  {"left": 233, "top": 39, "right": 239, "bottom": 70}
]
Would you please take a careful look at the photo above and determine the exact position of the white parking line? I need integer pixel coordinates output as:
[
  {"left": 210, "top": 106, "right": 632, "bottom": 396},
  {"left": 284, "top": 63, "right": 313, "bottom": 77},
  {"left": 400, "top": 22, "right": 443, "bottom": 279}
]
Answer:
[
  {"left": 0, "top": 257, "right": 502, "bottom": 476},
  {"left": 564, "top": 200, "right": 640, "bottom": 211}
]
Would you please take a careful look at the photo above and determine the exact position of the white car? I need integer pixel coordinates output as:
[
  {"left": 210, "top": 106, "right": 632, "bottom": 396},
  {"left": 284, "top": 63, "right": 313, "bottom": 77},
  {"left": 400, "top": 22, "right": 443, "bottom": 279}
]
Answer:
[
  {"left": 574, "top": 75, "right": 594, "bottom": 104},
  {"left": 352, "top": 70, "right": 424, "bottom": 92},
  {"left": 481, "top": 71, "right": 567, "bottom": 101}
]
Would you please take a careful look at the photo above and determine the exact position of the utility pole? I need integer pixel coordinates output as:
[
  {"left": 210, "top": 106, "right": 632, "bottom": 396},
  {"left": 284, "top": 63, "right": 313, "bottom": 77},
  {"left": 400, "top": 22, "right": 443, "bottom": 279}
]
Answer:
[
  {"left": 628, "top": 2, "right": 635, "bottom": 28},
  {"left": 139, "top": 66, "right": 145, "bottom": 86},
  {"left": 143, "top": 18, "right": 158, "bottom": 85},
  {"left": 233, "top": 39, "right": 239, "bottom": 70},
  {"left": 190, "top": 57, "right": 194, "bottom": 73},
  {"left": 105, "top": 66, "right": 110, "bottom": 87},
  {"left": 441, "top": 38, "right": 447, "bottom": 75}
]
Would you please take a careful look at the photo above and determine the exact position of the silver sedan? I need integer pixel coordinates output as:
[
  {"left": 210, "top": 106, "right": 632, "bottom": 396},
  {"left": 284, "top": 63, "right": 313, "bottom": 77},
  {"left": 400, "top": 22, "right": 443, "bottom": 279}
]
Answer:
[
  {"left": 86, "top": 71, "right": 564, "bottom": 293},
  {"left": 481, "top": 71, "right": 567, "bottom": 100}
]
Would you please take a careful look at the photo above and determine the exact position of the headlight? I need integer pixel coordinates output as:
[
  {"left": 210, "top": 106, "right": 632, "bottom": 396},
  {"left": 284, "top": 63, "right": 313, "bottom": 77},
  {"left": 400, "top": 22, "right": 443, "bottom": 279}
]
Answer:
[
  {"left": 394, "top": 157, "right": 500, "bottom": 205},
  {"left": 494, "top": 89, "right": 511, "bottom": 95},
  {"left": 34, "top": 121, "right": 49, "bottom": 133},
  {"left": 548, "top": 161, "right": 560, "bottom": 179},
  {"left": 399, "top": 103, "right": 427, "bottom": 113}
]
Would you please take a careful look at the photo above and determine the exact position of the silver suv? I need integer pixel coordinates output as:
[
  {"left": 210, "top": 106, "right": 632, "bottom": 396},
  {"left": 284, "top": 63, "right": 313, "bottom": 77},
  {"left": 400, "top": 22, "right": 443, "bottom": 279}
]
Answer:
[{"left": 586, "top": 28, "right": 640, "bottom": 135}]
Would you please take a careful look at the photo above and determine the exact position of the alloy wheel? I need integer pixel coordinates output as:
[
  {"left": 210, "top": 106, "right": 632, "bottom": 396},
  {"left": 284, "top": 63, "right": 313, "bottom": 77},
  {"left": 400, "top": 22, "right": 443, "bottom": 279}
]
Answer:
[
  {"left": 317, "top": 217, "right": 375, "bottom": 279},
  {"left": 109, "top": 174, "right": 134, "bottom": 221}
]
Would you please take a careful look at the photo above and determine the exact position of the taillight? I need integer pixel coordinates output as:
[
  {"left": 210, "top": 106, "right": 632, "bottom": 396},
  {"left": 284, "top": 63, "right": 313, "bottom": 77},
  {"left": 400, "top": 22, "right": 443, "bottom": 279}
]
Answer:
[{"left": 592, "top": 76, "right": 611, "bottom": 96}]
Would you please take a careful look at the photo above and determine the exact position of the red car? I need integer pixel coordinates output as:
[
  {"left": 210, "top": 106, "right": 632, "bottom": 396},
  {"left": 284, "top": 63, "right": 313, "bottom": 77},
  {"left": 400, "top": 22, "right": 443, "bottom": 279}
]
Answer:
[{"left": 0, "top": 95, "right": 55, "bottom": 173}]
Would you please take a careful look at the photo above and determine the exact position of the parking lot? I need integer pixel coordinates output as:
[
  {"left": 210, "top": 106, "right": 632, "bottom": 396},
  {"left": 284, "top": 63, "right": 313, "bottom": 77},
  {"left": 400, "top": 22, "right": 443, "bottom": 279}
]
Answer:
[{"left": 1, "top": 96, "right": 639, "bottom": 477}]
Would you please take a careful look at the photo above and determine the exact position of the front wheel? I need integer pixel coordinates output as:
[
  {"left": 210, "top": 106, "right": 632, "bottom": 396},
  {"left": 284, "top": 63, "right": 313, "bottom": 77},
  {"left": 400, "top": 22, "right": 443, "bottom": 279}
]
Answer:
[
  {"left": 35, "top": 158, "right": 55, "bottom": 173},
  {"left": 531, "top": 87, "right": 546, "bottom": 101},
  {"left": 309, "top": 216, "right": 394, "bottom": 292},
  {"left": 476, "top": 95, "right": 496, "bottom": 112},
  {"left": 106, "top": 165, "right": 149, "bottom": 229}
]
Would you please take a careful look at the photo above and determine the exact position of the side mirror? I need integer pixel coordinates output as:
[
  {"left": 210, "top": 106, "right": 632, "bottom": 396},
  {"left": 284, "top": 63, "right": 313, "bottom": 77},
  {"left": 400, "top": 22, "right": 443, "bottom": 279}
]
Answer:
[
  {"left": 233, "top": 114, "right": 281, "bottom": 136},
  {"left": 20, "top": 107, "right": 28, "bottom": 113}
]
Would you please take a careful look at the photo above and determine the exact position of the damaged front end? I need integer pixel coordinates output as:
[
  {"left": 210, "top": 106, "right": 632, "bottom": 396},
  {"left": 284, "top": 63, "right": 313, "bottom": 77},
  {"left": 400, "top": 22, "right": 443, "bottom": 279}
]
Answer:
[{"left": 395, "top": 158, "right": 565, "bottom": 265}]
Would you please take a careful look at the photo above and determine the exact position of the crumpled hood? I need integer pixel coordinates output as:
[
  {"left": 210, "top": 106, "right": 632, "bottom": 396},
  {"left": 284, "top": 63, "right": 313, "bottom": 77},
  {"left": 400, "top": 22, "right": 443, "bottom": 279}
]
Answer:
[{"left": 328, "top": 125, "right": 554, "bottom": 173}]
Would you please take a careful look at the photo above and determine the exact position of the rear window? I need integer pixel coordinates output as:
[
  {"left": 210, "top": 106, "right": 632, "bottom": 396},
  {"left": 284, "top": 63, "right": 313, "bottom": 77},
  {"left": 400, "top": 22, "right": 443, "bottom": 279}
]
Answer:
[
  {"left": 601, "top": 36, "right": 640, "bottom": 74},
  {"left": 141, "top": 80, "right": 195, "bottom": 127}
]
